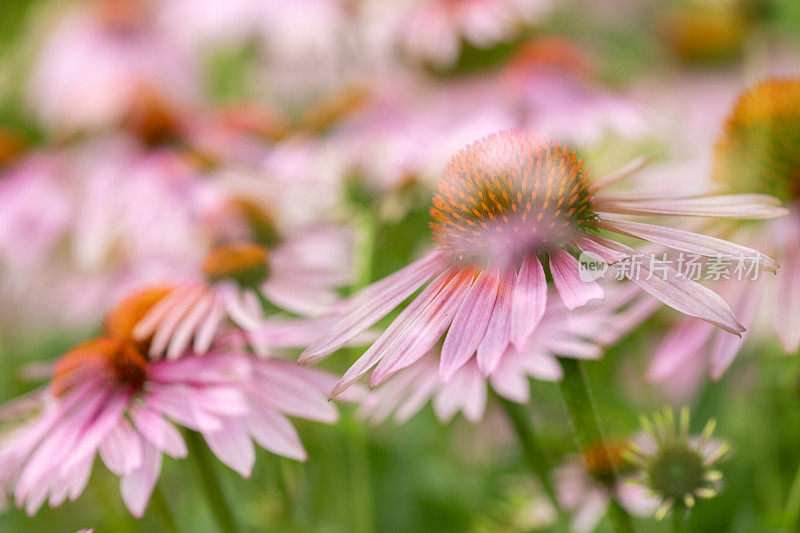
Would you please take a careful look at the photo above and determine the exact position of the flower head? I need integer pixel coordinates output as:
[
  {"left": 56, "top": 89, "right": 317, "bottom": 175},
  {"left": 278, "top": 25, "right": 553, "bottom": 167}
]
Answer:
[
  {"left": 132, "top": 226, "right": 353, "bottom": 359},
  {"left": 714, "top": 78, "right": 800, "bottom": 203},
  {"left": 0, "top": 288, "right": 359, "bottom": 517},
  {"left": 301, "top": 131, "right": 781, "bottom": 398},
  {"left": 627, "top": 407, "right": 729, "bottom": 520}
]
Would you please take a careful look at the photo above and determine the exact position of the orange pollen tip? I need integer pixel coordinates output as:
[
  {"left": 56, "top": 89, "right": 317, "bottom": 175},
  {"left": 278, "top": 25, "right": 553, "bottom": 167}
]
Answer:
[{"left": 52, "top": 337, "right": 148, "bottom": 397}]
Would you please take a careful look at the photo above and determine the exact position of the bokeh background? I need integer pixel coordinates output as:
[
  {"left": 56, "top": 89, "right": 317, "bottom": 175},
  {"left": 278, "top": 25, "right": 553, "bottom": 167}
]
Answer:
[{"left": 2, "top": 0, "right": 800, "bottom": 531}]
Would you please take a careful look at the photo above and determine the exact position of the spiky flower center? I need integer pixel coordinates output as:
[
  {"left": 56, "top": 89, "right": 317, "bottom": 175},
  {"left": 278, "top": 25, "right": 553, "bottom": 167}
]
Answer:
[
  {"left": 202, "top": 242, "right": 269, "bottom": 288},
  {"left": 646, "top": 443, "right": 707, "bottom": 502},
  {"left": 713, "top": 78, "right": 800, "bottom": 202},
  {"left": 430, "top": 132, "right": 597, "bottom": 264},
  {"left": 52, "top": 337, "right": 148, "bottom": 397}
]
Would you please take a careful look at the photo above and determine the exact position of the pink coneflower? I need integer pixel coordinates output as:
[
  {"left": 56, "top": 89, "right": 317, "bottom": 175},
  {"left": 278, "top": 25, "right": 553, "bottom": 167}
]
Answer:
[
  {"left": 554, "top": 440, "right": 658, "bottom": 533},
  {"left": 0, "top": 289, "right": 359, "bottom": 517},
  {"left": 358, "top": 287, "right": 658, "bottom": 423},
  {"left": 27, "top": 0, "right": 198, "bottom": 135},
  {"left": 649, "top": 78, "right": 800, "bottom": 386},
  {"left": 0, "top": 152, "right": 71, "bottom": 272},
  {"left": 396, "top": 0, "right": 551, "bottom": 67},
  {"left": 301, "top": 131, "right": 781, "bottom": 396},
  {"left": 133, "top": 226, "right": 353, "bottom": 359}
]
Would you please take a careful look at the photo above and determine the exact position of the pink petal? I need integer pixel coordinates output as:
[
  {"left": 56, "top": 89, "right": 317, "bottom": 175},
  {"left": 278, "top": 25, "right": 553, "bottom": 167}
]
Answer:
[
  {"left": 166, "top": 292, "right": 216, "bottom": 359},
  {"left": 327, "top": 268, "right": 457, "bottom": 398},
  {"left": 581, "top": 236, "right": 745, "bottom": 335},
  {"left": 549, "top": 248, "right": 604, "bottom": 310},
  {"left": 130, "top": 405, "right": 188, "bottom": 458},
  {"left": 120, "top": 441, "right": 162, "bottom": 518},
  {"left": 439, "top": 269, "right": 499, "bottom": 381},
  {"left": 709, "top": 280, "right": 761, "bottom": 379},
  {"left": 597, "top": 217, "right": 778, "bottom": 272},
  {"left": 99, "top": 417, "right": 143, "bottom": 475},
  {"left": 368, "top": 269, "right": 473, "bottom": 387},
  {"left": 594, "top": 194, "right": 786, "bottom": 219},
  {"left": 246, "top": 409, "right": 307, "bottom": 461},
  {"left": 433, "top": 362, "right": 486, "bottom": 423},
  {"left": 477, "top": 267, "right": 515, "bottom": 375},
  {"left": 299, "top": 250, "right": 447, "bottom": 364},
  {"left": 150, "top": 285, "right": 207, "bottom": 357},
  {"left": 774, "top": 243, "right": 800, "bottom": 353},
  {"left": 510, "top": 255, "right": 546, "bottom": 349},
  {"left": 203, "top": 418, "right": 255, "bottom": 477},
  {"left": 647, "top": 318, "right": 713, "bottom": 382}
]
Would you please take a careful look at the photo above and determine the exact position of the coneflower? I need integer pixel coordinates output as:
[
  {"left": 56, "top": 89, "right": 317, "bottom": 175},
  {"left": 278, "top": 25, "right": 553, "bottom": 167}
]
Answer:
[
  {"left": 300, "top": 131, "right": 781, "bottom": 398},
  {"left": 649, "top": 77, "right": 800, "bottom": 387},
  {"left": 626, "top": 407, "right": 729, "bottom": 521}
]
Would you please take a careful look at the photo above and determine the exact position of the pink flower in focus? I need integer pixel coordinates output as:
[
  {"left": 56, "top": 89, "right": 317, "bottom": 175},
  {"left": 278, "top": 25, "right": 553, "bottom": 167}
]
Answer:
[
  {"left": 301, "top": 131, "right": 780, "bottom": 400},
  {"left": 396, "top": 0, "right": 551, "bottom": 67},
  {"left": 0, "top": 290, "right": 359, "bottom": 517},
  {"left": 27, "top": 0, "right": 199, "bottom": 134}
]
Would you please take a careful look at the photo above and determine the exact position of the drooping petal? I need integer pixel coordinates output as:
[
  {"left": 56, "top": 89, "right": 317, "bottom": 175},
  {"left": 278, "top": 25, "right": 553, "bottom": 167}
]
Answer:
[
  {"left": 203, "top": 418, "right": 255, "bottom": 477},
  {"left": 439, "top": 269, "right": 499, "bottom": 381},
  {"left": 120, "top": 441, "right": 162, "bottom": 518},
  {"left": 326, "top": 268, "right": 458, "bottom": 398},
  {"left": 549, "top": 248, "right": 604, "bottom": 310},
  {"left": 596, "top": 217, "right": 778, "bottom": 272},
  {"left": 99, "top": 417, "right": 143, "bottom": 476},
  {"left": 710, "top": 280, "right": 761, "bottom": 379},
  {"left": 510, "top": 255, "right": 546, "bottom": 349},
  {"left": 774, "top": 243, "right": 800, "bottom": 353},
  {"left": 300, "top": 250, "right": 448, "bottom": 364},
  {"left": 477, "top": 267, "right": 515, "bottom": 375},
  {"left": 129, "top": 405, "right": 187, "bottom": 459},
  {"left": 246, "top": 409, "right": 307, "bottom": 462},
  {"left": 594, "top": 194, "right": 786, "bottom": 219},
  {"left": 368, "top": 269, "right": 474, "bottom": 387},
  {"left": 580, "top": 237, "right": 745, "bottom": 335}
]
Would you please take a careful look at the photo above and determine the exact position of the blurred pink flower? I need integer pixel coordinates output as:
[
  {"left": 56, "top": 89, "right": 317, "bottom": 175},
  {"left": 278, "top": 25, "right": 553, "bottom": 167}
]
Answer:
[
  {"left": 300, "top": 131, "right": 781, "bottom": 398},
  {"left": 0, "top": 153, "right": 71, "bottom": 271},
  {"left": 28, "top": 0, "right": 199, "bottom": 134},
  {"left": 132, "top": 226, "right": 353, "bottom": 359},
  {"left": 502, "top": 39, "right": 647, "bottom": 144},
  {"left": 396, "top": 0, "right": 551, "bottom": 67},
  {"left": 0, "top": 291, "right": 360, "bottom": 517},
  {"left": 554, "top": 442, "right": 658, "bottom": 533}
]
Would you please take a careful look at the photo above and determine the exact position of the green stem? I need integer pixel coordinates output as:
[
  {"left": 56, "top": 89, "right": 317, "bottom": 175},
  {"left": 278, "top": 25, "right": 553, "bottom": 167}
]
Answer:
[
  {"left": 783, "top": 459, "right": 800, "bottom": 530},
  {"left": 344, "top": 207, "right": 376, "bottom": 533},
  {"left": 352, "top": 207, "right": 377, "bottom": 290},
  {"left": 149, "top": 484, "right": 179, "bottom": 533},
  {"left": 670, "top": 504, "right": 683, "bottom": 533},
  {"left": 185, "top": 431, "right": 240, "bottom": 533},
  {"left": 558, "top": 358, "right": 635, "bottom": 533},
  {"left": 497, "top": 395, "right": 560, "bottom": 510}
]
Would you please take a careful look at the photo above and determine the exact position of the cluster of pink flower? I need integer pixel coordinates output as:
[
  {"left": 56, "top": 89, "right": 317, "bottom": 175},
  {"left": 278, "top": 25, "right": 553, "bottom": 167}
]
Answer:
[{"left": 1, "top": 0, "right": 800, "bottom": 530}]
